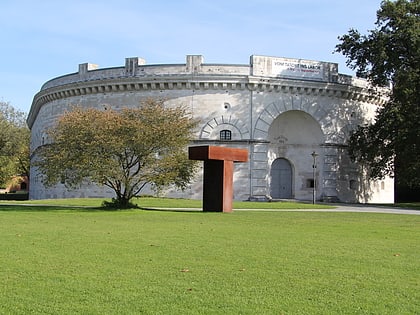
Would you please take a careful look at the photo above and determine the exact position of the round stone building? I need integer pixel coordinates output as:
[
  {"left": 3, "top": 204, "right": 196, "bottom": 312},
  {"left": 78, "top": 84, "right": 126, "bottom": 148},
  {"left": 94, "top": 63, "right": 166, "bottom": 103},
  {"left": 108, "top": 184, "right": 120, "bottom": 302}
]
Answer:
[{"left": 27, "top": 55, "right": 394, "bottom": 203}]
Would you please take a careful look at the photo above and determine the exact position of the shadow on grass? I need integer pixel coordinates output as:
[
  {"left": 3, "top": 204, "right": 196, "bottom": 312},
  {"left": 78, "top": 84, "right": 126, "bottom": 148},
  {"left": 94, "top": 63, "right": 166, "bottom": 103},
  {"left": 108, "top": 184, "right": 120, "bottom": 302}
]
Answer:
[
  {"left": 0, "top": 204, "right": 205, "bottom": 213},
  {"left": 0, "top": 204, "right": 117, "bottom": 212},
  {"left": 138, "top": 206, "right": 203, "bottom": 213},
  {"left": 393, "top": 203, "right": 420, "bottom": 211}
]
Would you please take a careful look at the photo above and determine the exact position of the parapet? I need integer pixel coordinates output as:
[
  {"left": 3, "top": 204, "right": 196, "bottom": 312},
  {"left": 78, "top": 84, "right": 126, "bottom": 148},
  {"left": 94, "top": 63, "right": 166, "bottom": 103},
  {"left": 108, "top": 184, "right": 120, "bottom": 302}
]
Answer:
[
  {"left": 78, "top": 63, "right": 99, "bottom": 74},
  {"left": 29, "top": 54, "right": 387, "bottom": 129},
  {"left": 251, "top": 55, "right": 339, "bottom": 82}
]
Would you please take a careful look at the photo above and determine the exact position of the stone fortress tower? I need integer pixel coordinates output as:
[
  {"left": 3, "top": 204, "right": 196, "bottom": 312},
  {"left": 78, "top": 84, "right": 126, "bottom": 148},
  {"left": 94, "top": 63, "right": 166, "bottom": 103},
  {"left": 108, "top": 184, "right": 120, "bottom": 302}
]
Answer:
[{"left": 27, "top": 55, "right": 394, "bottom": 203}]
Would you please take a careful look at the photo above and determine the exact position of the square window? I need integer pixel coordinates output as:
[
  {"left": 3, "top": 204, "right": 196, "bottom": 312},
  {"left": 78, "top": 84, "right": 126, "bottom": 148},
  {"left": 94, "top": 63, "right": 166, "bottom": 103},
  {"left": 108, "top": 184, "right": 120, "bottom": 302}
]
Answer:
[{"left": 307, "top": 179, "right": 314, "bottom": 188}]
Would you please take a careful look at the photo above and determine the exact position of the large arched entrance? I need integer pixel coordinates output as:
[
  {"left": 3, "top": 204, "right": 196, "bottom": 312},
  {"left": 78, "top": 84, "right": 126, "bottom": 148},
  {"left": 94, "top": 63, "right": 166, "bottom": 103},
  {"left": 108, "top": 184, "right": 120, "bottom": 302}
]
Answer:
[
  {"left": 268, "top": 110, "right": 324, "bottom": 201},
  {"left": 270, "top": 158, "right": 292, "bottom": 199}
]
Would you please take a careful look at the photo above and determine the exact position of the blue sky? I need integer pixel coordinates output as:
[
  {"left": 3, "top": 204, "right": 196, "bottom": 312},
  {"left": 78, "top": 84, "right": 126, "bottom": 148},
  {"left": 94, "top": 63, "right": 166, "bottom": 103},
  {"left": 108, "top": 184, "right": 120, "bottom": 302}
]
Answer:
[{"left": 0, "top": 0, "right": 382, "bottom": 113}]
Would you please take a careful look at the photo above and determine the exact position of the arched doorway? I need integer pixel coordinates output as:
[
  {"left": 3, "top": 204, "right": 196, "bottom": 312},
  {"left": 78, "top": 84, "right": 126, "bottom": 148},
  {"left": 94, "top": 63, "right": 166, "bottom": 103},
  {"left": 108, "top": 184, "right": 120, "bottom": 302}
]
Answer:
[
  {"left": 270, "top": 158, "right": 292, "bottom": 199},
  {"left": 267, "top": 110, "right": 324, "bottom": 201}
]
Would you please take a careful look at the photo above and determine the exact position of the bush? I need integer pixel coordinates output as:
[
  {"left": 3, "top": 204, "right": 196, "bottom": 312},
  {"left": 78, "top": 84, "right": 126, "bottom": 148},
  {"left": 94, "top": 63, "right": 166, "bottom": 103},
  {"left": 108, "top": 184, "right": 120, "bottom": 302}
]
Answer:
[{"left": 101, "top": 198, "right": 139, "bottom": 209}]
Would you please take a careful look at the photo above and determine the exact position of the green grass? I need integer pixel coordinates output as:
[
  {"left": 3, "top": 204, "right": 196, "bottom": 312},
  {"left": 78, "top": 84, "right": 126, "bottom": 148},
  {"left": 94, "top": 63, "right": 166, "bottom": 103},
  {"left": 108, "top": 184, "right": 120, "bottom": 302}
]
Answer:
[
  {"left": 1, "top": 196, "right": 335, "bottom": 210},
  {"left": 0, "top": 197, "right": 106, "bottom": 207},
  {"left": 134, "top": 197, "right": 336, "bottom": 210},
  {"left": 6, "top": 197, "right": 418, "bottom": 211},
  {"left": 0, "top": 203, "right": 419, "bottom": 314}
]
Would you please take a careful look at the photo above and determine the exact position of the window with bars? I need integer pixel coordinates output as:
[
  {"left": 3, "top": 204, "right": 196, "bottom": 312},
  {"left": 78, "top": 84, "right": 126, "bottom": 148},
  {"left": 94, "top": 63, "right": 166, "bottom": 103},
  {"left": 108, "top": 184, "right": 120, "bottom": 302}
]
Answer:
[{"left": 220, "top": 130, "right": 232, "bottom": 140}]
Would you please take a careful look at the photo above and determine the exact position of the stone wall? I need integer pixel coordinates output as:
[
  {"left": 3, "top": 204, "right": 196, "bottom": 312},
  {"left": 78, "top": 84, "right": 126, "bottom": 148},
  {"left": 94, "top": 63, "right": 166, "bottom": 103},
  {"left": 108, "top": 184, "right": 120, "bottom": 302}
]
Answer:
[{"left": 28, "top": 55, "right": 393, "bottom": 203}]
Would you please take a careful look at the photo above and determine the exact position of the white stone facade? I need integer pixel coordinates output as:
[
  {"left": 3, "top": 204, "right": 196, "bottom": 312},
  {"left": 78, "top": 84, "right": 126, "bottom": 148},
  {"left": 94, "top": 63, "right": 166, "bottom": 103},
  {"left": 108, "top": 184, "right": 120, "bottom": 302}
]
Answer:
[{"left": 27, "top": 55, "right": 394, "bottom": 203}]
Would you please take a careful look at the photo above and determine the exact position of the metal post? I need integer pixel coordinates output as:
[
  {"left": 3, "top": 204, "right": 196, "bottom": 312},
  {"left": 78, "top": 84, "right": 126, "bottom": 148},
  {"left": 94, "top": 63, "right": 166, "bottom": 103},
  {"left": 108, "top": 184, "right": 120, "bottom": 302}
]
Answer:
[{"left": 311, "top": 151, "right": 318, "bottom": 204}]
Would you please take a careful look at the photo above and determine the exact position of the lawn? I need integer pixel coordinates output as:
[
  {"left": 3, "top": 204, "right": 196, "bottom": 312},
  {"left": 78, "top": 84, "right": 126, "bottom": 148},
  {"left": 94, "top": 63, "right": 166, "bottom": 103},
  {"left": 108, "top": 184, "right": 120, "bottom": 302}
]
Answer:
[
  {"left": 0, "top": 201, "right": 418, "bottom": 314},
  {"left": 1, "top": 196, "right": 336, "bottom": 210}
]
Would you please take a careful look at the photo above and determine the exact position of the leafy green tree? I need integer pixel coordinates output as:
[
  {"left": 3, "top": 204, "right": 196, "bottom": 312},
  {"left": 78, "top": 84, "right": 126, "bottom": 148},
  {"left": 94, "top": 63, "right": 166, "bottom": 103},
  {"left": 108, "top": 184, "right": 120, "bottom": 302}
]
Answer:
[
  {"left": 35, "top": 99, "right": 199, "bottom": 208},
  {"left": 0, "top": 101, "right": 30, "bottom": 187},
  {"left": 335, "top": 0, "right": 420, "bottom": 197}
]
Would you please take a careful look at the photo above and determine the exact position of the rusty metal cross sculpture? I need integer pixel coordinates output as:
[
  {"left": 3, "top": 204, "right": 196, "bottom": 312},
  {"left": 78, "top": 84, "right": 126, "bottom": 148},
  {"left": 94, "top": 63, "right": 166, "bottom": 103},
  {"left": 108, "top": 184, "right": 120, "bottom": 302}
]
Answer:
[{"left": 189, "top": 146, "right": 248, "bottom": 213}]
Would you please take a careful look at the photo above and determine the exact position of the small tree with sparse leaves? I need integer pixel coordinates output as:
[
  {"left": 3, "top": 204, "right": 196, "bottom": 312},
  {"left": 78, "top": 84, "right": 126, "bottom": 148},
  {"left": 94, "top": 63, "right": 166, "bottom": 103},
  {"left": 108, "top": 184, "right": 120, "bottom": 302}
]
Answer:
[{"left": 35, "top": 99, "right": 199, "bottom": 208}]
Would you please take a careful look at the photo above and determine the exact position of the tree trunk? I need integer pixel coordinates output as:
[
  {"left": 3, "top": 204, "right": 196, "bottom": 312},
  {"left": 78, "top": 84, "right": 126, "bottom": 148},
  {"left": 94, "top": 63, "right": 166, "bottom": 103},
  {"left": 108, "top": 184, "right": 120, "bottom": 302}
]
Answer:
[{"left": 115, "top": 195, "right": 132, "bottom": 208}]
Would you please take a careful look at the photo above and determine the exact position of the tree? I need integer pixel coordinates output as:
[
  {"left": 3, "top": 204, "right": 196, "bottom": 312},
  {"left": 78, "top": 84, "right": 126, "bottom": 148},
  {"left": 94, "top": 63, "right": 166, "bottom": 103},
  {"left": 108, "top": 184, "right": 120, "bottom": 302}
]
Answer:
[
  {"left": 35, "top": 99, "right": 199, "bottom": 208},
  {"left": 0, "top": 101, "right": 30, "bottom": 187},
  {"left": 335, "top": 0, "right": 420, "bottom": 198}
]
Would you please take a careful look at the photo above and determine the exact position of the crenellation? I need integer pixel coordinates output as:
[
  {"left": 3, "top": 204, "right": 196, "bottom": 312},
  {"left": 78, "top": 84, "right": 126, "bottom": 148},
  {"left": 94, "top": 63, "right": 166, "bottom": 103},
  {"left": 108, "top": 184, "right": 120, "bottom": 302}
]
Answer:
[{"left": 79, "top": 63, "right": 99, "bottom": 76}]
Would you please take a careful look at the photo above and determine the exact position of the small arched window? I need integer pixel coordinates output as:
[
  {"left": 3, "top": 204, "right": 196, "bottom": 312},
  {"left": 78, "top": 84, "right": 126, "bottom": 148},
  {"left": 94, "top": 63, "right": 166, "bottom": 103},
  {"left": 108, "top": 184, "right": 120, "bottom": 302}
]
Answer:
[{"left": 220, "top": 130, "right": 232, "bottom": 141}]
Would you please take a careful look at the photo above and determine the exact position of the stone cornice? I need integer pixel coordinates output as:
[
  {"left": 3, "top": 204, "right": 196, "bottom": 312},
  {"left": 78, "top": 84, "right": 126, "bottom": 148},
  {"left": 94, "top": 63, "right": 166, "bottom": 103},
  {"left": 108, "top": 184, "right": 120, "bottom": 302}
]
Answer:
[{"left": 27, "top": 74, "right": 388, "bottom": 129}]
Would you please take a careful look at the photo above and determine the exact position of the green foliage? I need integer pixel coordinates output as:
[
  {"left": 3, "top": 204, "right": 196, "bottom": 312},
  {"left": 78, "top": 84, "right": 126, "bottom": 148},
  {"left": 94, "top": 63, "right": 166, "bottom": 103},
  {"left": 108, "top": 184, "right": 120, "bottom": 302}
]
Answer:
[
  {"left": 35, "top": 99, "right": 199, "bottom": 207},
  {"left": 0, "top": 209, "right": 418, "bottom": 314},
  {"left": 0, "top": 101, "right": 30, "bottom": 186},
  {"left": 336, "top": 0, "right": 420, "bottom": 189},
  {"left": 101, "top": 197, "right": 138, "bottom": 209}
]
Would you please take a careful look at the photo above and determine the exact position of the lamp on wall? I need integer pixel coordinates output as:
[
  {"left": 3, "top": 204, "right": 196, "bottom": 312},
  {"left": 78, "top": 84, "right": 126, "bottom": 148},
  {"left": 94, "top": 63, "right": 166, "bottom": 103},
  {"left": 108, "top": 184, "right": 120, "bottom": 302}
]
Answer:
[{"left": 311, "top": 151, "right": 318, "bottom": 204}]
